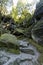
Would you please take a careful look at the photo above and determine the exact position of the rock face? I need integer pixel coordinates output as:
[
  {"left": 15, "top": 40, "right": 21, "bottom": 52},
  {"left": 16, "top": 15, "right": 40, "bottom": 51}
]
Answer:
[
  {"left": 34, "top": 1, "right": 43, "bottom": 20},
  {"left": 31, "top": 20, "right": 43, "bottom": 45},
  {"left": 0, "top": 33, "right": 19, "bottom": 48},
  {"left": 31, "top": 1, "right": 43, "bottom": 45}
]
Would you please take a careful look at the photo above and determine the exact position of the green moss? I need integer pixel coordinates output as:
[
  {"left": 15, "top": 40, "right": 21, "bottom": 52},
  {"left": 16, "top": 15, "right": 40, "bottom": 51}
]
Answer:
[
  {"left": 28, "top": 39, "right": 43, "bottom": 53},
  {"left": 0, "top": 47, "right": 20, "bottom": 54},
  {"left": 38, "top": 53, "right": 43, "bottom": 65},
  {"left": 7, "top": 48, "right": 20, "bottom": 54},
  {"left": 0, "top": 33, "right": 20, "bottom": 48}
]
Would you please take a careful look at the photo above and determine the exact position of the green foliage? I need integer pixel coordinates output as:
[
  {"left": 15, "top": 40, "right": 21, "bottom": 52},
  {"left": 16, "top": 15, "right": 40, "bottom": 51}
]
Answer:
[
  {"left": 11, "top": 0, "right": 32, "bottom": 24},
  {"left": 11, "top": 6, "right": 32, "bottom": 25},
  {"left": 0, "top": 6, "right": 8, "bottom": 15},
  {"left": 11, "top": 7, "right": 18, "bottom": 22},
  {"left": 0, "top": 0, "right": 9, "bottom": 15}
]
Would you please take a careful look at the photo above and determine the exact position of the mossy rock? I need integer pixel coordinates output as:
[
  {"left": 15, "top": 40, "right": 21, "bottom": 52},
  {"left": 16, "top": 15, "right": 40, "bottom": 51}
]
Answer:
[
  {"left": 7, "top": 48, "right": 20, "bottom": 54},
  {"left": 0, "top": 33, "right": 20, "bottom": 49},
  {"left": 38, "top": 53, "right": 43, "bottom": 65}
]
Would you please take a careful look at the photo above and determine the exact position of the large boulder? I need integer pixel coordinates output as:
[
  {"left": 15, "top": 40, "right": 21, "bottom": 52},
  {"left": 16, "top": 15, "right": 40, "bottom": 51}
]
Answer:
[
  {"left": 31, "top": 20, "right": 43, "bottom": 45},
  {"left": 0, "top": 33, "right": 20, "bottom": 48},
  {"left": 34, "top": 1, "right": 43, "bottom": 20}
]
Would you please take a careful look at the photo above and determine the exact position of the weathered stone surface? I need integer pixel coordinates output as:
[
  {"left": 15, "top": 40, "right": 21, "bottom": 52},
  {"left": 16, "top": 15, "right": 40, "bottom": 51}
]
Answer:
[
  {"left": 19, "top": 40, "right": 28, "bottom": 47},
  {"left": 20, "top": 48, "right": 34, "bottom": 55},
  {"left": 31, "top": 20, "right": 43, "bottom": 45},
  {"left": 34, "top": 0, "right": 43, "bottom": 20}
]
